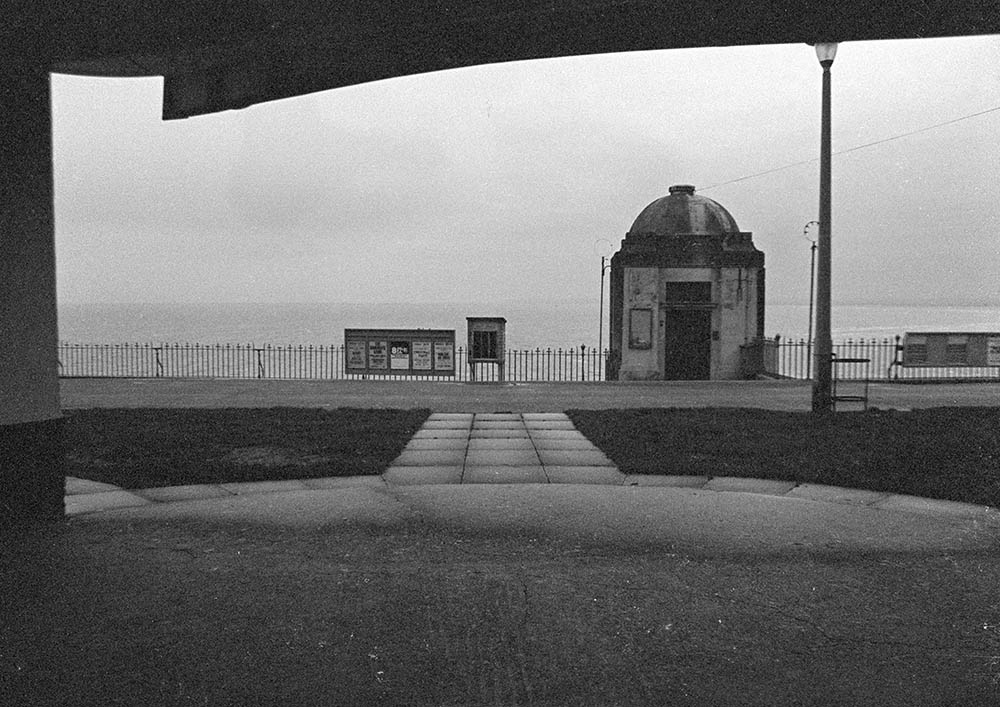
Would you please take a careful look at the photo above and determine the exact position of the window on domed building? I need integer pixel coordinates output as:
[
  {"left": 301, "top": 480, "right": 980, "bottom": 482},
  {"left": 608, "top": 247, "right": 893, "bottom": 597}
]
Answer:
[{"left": 664, "top": 282, "right": 712, "bottom": 303}]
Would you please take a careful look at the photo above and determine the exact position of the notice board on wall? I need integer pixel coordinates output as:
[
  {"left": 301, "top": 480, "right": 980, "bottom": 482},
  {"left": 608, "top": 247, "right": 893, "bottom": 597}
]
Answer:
[
  {"left": 345, "top": 329, "right": 456, "bottom": 376},
  {"left": 902, "top": 332, "right": 1000, "bottom": 367}
]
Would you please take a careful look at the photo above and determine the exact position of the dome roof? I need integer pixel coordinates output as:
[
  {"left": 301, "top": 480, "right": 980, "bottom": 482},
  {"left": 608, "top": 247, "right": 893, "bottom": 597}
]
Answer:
[{"left": 628, "top": 185, "right": 740, "bottom": 236}]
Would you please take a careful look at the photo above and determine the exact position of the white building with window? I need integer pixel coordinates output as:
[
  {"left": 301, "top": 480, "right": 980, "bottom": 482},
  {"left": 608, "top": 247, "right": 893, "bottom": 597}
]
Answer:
[{"left": 608, "top": 185, "right": 765, "bottom": 380}]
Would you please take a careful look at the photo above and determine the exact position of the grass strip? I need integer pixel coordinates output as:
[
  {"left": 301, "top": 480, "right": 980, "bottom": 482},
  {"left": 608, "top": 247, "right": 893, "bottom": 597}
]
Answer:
[
  {"left": 568, "top": 407, "right": 1000, "bottom": 507},
  {"left": 64, "top": 407, "right": 431, "bottom": 488}
]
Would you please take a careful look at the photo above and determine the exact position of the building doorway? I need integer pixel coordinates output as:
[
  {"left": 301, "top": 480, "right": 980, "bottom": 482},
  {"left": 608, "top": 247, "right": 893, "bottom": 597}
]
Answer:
[{"left": 663, "top": 309, "right": 712, "bottom": 380}]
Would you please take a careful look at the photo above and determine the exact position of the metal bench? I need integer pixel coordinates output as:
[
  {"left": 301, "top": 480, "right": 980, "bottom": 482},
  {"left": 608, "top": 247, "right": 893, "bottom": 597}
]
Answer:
[{"left": 831, "top": 355, "right": 870, "bottom": 411}]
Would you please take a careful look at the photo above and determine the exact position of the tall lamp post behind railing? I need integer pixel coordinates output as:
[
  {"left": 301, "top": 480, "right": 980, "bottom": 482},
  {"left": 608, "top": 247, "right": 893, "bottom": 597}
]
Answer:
[
  {"left": 599, "top": 255, "right": 612, "bottom": 359},
  {"left": 594, "top": 238, "right": 615, "bottom": 364},
  {"left": 803, "top": 220, "right": 819, "bottom": 379},
  {"left": 811, "top": 41, "right": 838, "bottom": 413}
]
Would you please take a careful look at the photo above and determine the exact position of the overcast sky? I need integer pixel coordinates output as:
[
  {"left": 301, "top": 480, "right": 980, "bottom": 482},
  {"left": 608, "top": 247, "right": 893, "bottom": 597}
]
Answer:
[{"left": 52, "top": 34, "right": 1000, "bottom": 308}]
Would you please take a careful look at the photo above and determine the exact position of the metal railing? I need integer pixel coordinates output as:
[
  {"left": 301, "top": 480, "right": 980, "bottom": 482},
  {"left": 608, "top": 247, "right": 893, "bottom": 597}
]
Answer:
[
  {"left": 772, "top": 336, "right": 1000, "bottom": 382},
  {"left": 56, "top": 342, "right": 608, "bottom": 382},
  {"left": 56, "top": 338, "right": 1000, "bottom": 382}
]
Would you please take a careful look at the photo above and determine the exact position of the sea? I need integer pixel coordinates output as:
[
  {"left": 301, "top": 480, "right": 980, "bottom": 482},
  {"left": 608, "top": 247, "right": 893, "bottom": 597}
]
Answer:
[{"left": 57, "top": 301, "right": 1000, "bottom": 349}]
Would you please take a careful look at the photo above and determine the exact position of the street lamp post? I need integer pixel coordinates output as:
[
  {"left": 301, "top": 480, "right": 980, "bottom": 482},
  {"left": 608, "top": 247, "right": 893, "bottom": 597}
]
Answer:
[
  {"left": 599, "top": 255, "right": 612, "bottom": 359},
  {"left": 803, "top": 220, "right": 819, "bottom": 379},
  {"left": 811, "top": 42, "right": 838, "bottom": 413}
]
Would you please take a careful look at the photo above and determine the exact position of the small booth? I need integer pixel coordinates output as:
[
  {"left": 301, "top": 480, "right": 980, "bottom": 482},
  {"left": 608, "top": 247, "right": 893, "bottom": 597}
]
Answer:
[
  {"left": 344, "top": 328, "right": 455, "bottom": 376},
  {"left": 609, "top": 185, "right": 765, "bottom": 380},
  {"left": 466, "top": 317, "right": 506, "bottom": 382}
]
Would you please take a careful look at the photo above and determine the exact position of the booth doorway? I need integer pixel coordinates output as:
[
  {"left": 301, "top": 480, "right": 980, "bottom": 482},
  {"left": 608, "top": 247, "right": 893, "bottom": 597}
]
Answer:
[{"left": 663, "top": 310, "right": 712, "bottom": 380}]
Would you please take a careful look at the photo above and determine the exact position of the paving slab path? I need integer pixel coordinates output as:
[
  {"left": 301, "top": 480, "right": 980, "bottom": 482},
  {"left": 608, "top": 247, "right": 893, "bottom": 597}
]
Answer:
[{"left": 384, "top": 412, "right": 625, "bottom": 486}]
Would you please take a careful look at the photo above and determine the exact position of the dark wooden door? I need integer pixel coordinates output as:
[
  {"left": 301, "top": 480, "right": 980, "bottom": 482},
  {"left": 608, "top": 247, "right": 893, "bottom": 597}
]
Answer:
[{"left": 663, "top": 310, "right": 712, "bottom": 380}]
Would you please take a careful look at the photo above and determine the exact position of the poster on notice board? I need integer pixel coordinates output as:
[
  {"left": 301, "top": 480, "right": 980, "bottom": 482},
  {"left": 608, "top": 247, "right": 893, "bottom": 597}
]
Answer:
[
  {"left": 988, "top": 337, "right": 1000, "bottom": 366},
  {"left": 346, "top": 340, "right": 366, "bottom": 369},
  {"left": 390, "top": 340, "right": 410, "bottom": 370},
  {"left": 412, "top": 341, "right": 432, "bottom": 370},
  {"left": 368, "top": 340, "right": 387, "bottom": 369},
  {"left": 434, "top": 341, "right": 454, "bottom": 371}
]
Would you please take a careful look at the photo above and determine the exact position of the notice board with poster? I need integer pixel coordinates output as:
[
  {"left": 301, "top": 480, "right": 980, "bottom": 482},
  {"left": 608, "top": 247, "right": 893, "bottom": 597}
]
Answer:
[
  {"left": 901, "top": 332, "right": 1000, "bottom": 367},
  {"left": 344, "top": 329, "right": 456, "bottom": 376}
]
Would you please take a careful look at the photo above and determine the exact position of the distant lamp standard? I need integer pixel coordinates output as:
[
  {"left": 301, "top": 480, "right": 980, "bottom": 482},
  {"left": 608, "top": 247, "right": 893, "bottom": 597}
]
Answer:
[
  {"left": 803, "top": 220, "right": 819, "bottom": 379},
  {"left": 811, "top": 41, "right": 838, "bottom": 413},
  {"left": 599, "top": 255, "right": 612, "bottom": 357}
]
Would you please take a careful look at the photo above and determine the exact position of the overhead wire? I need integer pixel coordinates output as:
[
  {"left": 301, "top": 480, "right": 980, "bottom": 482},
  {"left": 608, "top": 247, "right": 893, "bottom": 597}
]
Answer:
[{"left": 699, "top": 104, "right": 1000, "bottom": 192}]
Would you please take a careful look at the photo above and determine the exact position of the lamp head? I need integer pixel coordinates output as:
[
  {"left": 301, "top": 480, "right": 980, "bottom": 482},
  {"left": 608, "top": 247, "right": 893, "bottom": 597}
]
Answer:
[{"left": 813, "top": 42, "right": 838, "bottom": 66}]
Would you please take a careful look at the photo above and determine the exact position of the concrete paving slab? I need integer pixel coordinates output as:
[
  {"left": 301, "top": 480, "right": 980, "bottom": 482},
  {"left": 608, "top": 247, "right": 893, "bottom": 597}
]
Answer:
[
  {"left": 134, "top": 484, "right": 233, "bottom": 503},
  {"left": 466, "top": 438, "right": 536, "bottom": 450},
  {"left": 474, "top": 413, "right": 522, "bottom": 421},
  {"left": 298, "top": 476, "right": 386, "bottom": 490},
  {"left": 705, "top": 477, "right": 797, "bottom": 496},
  {"left": 383, "top": 466, "right": 463, "bottom": 485},
  {"left": 420, "top": 419, "right": 473, "bottom": 430},
  {"left": 530, "top": 438, "right": 601, "bottom": 450},
  {"left": 392, "top": 449, "right": 468, "bottom": 466},
  {"left": 427, "top": 413, "right": 474, "bottom": 421},
  {"left": 528, "top": 430, "right": 588, "bottom": 439},
  {"left": 544, "top": 467, "right": 626, "bottom": 485},
  {"left": 469, "top": 429, "right": 530, "bottom": 439},
  {"left": 521, "top": 412, "right": 570, "bottom": 420},
  {"left": 404, "top": 437, "right": 470, "bottom": 450},
  {"left": 537, "top": 449, "right": 615, "bottom": 466},
  {"left": 465, "top": 449, "right": 542, "bottom": 466},
  {"left": 412, "top": 429, "right": 470, "bottom": 439},
  {"left": 875, "top": 494, "right": 999, "bottom": 519},
  {"left": 65, "top": 477, "right": 122, "bottom": 495},
  {"left": 786, "top": 483, "right": 891, "bottom": 507},
  {"left": 219, "top": 480, "right": 310, "bottom": 495},
  {"left": 624, "top": 475, "right": 710, "bottom": 488},
  {"left": 522, "top": 420, "right": 576, "bottom": 430},
  {"left": 462, "top": 465, "right": 547, "bottom": 484},
  {"left": 65, "top": 490, "right": 151, "bottom": 515},
  {"left": 472, "top": 420, "right": 527, "bottom": 429}
]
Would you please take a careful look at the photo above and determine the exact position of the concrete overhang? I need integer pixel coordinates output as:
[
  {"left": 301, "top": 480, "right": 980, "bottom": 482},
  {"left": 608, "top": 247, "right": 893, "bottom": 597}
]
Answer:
[{"left": 27, "top": 1, "right": 1000, "bottom": 119}]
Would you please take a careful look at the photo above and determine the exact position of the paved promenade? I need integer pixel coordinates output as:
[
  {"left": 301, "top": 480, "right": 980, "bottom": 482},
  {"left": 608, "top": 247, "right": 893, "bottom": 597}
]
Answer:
[{"left": 59, "top": 376, "right": 1000, "bottom": 412}]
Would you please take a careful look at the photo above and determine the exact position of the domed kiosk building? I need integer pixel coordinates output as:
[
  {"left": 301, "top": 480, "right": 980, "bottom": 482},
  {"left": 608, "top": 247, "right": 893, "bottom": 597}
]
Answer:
[{"left": 608, "top": 185, "right": 765, "bottom": 380}]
